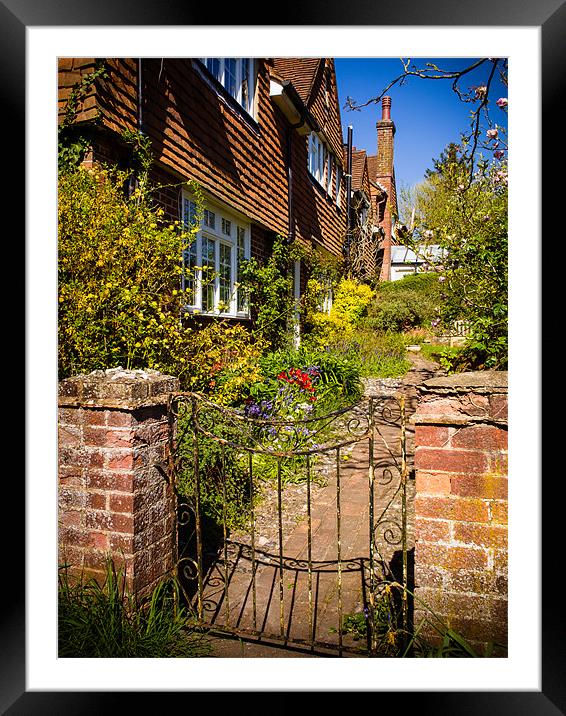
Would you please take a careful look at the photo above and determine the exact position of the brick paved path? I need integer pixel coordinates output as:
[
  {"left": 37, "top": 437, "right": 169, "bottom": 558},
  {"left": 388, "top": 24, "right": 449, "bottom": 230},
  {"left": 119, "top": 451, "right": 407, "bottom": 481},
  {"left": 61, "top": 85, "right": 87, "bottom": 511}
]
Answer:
[{"left": 201, "top": 352, "right": 442, "bottom": 656}]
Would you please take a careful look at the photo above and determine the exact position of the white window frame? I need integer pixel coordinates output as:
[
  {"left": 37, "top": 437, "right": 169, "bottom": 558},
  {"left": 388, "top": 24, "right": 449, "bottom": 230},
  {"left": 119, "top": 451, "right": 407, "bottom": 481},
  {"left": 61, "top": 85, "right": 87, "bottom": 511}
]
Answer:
[
  {"left": 200, "top": 58, "right": 256, "bottom": 117},
  {"left": 308, "top": 131, "right": 337, "bottom": 195},
  {"left": 181, "top": 192, "right": 251, "bottom": 318}
]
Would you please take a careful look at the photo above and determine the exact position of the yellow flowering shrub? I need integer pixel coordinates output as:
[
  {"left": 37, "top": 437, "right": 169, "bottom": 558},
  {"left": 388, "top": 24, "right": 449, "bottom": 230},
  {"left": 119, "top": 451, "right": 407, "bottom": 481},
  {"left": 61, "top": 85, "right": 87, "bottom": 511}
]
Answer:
[
  {"left": 305, "top": 277, "right": 374, "bottom": 349},
  {"left": 58, "top": 164, "right": 263, "bottom": 400}
]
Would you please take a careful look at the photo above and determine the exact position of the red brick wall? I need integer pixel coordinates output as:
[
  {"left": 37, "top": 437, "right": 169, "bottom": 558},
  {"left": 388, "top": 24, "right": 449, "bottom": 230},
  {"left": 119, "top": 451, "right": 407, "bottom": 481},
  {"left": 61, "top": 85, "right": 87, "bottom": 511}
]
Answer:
[
  {"left": 58, "top": 368, "right": 179, "bottom": 599},
  {"left": 412, "top": 371, "right": 508, "bottom": 655}
]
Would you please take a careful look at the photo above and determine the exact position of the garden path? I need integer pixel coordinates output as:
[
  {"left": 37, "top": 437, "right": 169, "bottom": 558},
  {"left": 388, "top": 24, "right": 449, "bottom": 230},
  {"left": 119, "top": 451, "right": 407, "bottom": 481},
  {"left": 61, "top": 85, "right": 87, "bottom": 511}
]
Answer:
[{"left": 203, "top": 350, "right": 443, "bottom": 657}]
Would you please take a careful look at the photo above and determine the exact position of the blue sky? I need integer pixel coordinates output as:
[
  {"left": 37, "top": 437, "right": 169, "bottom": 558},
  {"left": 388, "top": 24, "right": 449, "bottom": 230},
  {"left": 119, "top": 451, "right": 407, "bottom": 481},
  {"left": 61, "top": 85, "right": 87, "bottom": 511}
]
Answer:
[{"left": 334, "top": 57, "right": 508, "bottom": 197}]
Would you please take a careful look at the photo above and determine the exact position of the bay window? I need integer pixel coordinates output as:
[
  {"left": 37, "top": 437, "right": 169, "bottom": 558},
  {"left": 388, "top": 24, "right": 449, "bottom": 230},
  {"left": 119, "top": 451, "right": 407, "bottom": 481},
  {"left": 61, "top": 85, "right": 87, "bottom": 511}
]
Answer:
[{"left": 181, "top": 193, "right": 251, "bottom": 317}]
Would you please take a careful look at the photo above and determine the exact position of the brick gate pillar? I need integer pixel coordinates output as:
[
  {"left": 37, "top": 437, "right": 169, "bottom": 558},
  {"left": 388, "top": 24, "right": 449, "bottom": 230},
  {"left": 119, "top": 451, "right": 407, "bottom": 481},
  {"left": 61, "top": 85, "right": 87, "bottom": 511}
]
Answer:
[
  {"left": 58, "top": 368, "right": 179, "bottom": 600},
  {"left": 411, "top": 371, "right": 508, "bottom": 655}
]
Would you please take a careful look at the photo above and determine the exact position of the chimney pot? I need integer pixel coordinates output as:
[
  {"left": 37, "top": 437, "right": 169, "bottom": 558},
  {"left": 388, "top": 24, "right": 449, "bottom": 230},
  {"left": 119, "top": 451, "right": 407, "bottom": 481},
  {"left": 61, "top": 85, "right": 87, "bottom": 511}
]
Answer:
[{"left": 382, "top": 96, "right": 392, "bottom": 121}]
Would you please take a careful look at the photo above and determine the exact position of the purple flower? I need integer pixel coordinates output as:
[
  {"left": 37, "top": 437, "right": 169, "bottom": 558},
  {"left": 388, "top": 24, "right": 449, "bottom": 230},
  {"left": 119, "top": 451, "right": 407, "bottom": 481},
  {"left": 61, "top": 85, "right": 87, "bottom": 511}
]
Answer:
[
  {"left": 494, "top": 150, "right": 505, "bottom": 159},
  {"left": 486, "top": 128, "right": 499, "bottom": 139},
  {"left": 496, "top": 97, "right": 508, "bottom": 108}
]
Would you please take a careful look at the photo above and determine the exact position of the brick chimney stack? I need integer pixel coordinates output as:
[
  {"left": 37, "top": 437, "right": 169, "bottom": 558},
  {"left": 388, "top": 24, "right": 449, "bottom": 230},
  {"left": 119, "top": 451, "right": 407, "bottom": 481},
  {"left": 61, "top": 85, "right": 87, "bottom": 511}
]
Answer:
[
  {"left": 376, "top": 96, "right": 396, "bottom": 282},
  {"left": 376, "top": 96, "right": 395, "bottom": 176}
]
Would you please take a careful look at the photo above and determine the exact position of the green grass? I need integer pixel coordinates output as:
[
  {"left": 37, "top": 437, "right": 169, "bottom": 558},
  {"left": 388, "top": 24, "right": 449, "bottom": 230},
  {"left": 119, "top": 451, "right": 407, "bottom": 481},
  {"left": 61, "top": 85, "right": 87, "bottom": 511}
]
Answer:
[
  {"left": 332, "top": 329, "right": 412, "bottom": 378},
  {"left": 58, "top": 560, "right": 210, "bottom": 658}
]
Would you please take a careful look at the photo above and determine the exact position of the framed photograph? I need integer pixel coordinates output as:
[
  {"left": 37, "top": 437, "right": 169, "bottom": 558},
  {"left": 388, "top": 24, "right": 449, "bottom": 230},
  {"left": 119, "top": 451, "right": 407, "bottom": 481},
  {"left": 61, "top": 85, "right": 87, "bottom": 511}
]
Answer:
[{"left": 14, "top": 0, "right": 556, "bottom": 709}]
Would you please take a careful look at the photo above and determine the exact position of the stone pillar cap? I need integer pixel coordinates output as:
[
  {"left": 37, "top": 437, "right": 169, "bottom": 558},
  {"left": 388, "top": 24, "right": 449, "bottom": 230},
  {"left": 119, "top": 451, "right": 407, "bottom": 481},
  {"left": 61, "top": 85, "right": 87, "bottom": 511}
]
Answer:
[
  {"left": 59, "top": 367, "right": 180, "bottom": 409},
  {"left": 420, "top": 371, "right": 508, "bottom": 393}
]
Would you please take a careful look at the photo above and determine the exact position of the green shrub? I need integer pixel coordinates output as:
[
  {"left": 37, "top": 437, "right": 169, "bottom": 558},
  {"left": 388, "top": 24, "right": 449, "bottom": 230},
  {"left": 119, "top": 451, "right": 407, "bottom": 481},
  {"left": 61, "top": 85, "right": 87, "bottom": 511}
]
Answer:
[
  {"left": 58, "top": 560, "right": 209, "bottom": 658},
  {"left": 367, "top": 273, "right": 441, "bottom": 332}
]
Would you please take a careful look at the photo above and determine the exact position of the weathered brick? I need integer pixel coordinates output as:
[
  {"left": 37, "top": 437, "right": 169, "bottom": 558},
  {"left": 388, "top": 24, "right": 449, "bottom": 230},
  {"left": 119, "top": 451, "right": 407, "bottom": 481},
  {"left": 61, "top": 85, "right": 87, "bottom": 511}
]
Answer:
[
  {"left": 58, "top": 466, "right": 84, "bottom": 488},
  {"left": 109, "top": 493, "right": 134, "bottom": 513},
  {"left": 58, "top": 510, "right": 83, "bottom": 527},
  {"left": 82, "top": 549, "right": 112, "bottom": 571},
  {"left": 107, "top": 451, "right": 134, "bottom": 471},
  {"left": 453, "top": 522, "right": 507, "bottom": 549},
  {"left": 58, "top": 424, "right": 82, "bottom": 448},
  {"left": 58, "top": 407, "right": 83, "bottom": 428},
  {"left": 110, "top": 533, "right": 134, "bottom": 554},
  {"left": 414, "top": 425, "right": 451, "bottom": 448},
  {"left": 59, "top": 446, "right": 91, "bottom": 468},
  {"left": 106, "top": 410, "right": 133, "bottom": 428},
  {"left": 451, "top": 424, "right": 507, "bottom": 450},
  {"left": 451, "top": 473, "right": 507, "bottom": 500},
  {"left": 415, "top": 447, "right": 488, "bottom": 474},
  {"left": 489, "top": 394, "right": 508, "bottom": 421},
  {"left": 88, "top": 531, "right": 110, "bottom": 550},
  {"left": 415, "top": 517, "right": 451, "bottom": 543},
  {"left": 87, "top": 470, "right": 133, "bottom": 492},
  {"left": 84, "top": 426, "right": 134, "bottom": 448},
  {"left": 87, "top": 448, "right": 105, "bottom": 469},
  {"left": 492, "top": 548, "right": 508, "bottom": 571},
  {"left": 59, "top": 525, "right": 90, "bottom": 547},
  {"left": 415, "top": 471, "right": 451, "bottom": 495},
  {"left": 448, "top": 616, "right": 507, "bottom": 647},
  {"left": 84, "top": 409, "right": 107, "bottom": 426},
  {"left": 488, "top": 452, "right": 508, "bottom": 475},
  {"left": 59, "top": 488, "right": 87, "bottom": 511},
  {"left": 85, "top": 510, "right": 114, "bottom": 532},
  {"left": 87, "top": 491, "right": 107, "bottom": 510},
  {"left": 491, "top": 500, "right": 508, "bottom": 524},
  {"left": 58, "top": 544, "right": 85, "bottom": 569},
  {"left": 59, "top": 369, "right": 179, "bottom": 598},
  {"left": 111, "top": 512, "right": 135, "bottom": 534},
  {"left": 416, "top": 542, "right": 488, "bottom": 570},
  {"left": 414, "top": 565, "right": 445, "bottom": 589},
  {"left": 415, "top": 495, "right": 490, "bottom": 523},
  {"left": 447, "top": 569, "right": 500, "bottom": 595}
]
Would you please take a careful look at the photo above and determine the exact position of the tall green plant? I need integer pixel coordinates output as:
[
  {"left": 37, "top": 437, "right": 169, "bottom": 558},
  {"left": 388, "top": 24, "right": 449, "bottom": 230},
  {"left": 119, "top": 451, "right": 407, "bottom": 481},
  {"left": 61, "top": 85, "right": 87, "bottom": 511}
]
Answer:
[
  {"left": 406, "top": 146, "right": 508, "bottom": 369},
  {"left": 58, "top": 561, "right": 209, "bottom": 657},
  {"left": 237, "top": 235, "right": 304, "bottom": 350}
]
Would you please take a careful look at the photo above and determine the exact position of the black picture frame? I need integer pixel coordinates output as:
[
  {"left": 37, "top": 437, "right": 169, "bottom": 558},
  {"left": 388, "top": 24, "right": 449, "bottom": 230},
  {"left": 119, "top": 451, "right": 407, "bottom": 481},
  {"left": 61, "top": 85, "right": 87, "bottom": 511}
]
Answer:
[{"left": 12, "top": 0, "right": 556, "bottom": 711}]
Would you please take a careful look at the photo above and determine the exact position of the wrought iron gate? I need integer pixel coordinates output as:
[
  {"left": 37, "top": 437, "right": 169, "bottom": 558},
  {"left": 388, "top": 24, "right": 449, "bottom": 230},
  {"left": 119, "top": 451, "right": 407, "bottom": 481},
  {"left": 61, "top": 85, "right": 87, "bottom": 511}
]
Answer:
[{"left": 167, "top": 391, "right": 410, "bottom": 656}]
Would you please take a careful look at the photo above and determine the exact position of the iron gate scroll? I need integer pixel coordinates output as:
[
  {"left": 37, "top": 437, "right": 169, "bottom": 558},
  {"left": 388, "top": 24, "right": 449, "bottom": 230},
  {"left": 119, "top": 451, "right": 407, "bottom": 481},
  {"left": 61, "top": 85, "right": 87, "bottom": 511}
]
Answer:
[{"left": 168, "top": 391, "right": 410, "bottom": 656}]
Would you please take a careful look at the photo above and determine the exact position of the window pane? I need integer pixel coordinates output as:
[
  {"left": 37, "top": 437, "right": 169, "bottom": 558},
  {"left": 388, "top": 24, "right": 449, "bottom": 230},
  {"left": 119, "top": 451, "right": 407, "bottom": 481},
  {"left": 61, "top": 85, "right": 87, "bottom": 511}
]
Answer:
[
  {"left": 204, "top": 209, "right": 215, "bottom": 229},
  {"left": 202, "top": 237, "right": 216, "bottom": 312},
  {"left": 222, "top": 218, "right": 231, "bottom": 236},
  {"left": 236, "top": 227, "right": 248, "bottom": 312},
  {"left": 181, "top": 198, "right": 198, "bottom": 304},
  {"left": 219, "top": 243, "right": 232, "bottom": 309},
  {"left": 207, "top": 58, "right": 221, "bottom": 81},
  {"left": 225, "top": 58, "right": 237, "bottom": 97}
]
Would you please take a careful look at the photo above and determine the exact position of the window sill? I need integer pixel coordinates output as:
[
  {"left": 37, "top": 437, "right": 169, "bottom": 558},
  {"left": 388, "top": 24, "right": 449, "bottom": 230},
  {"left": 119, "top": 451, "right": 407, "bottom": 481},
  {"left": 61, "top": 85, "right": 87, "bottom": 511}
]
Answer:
[{"left": 182, "top": 306, "right": 251, "bottom": 321}]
